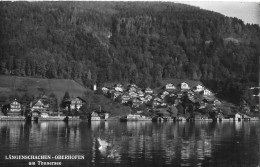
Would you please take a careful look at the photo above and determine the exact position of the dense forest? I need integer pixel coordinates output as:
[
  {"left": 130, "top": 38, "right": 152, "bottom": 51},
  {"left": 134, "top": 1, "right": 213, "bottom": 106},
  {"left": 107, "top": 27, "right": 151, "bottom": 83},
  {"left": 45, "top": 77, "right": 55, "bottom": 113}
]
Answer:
[{"left": 0, "top": 2, "right": 259, "bottom": 104}]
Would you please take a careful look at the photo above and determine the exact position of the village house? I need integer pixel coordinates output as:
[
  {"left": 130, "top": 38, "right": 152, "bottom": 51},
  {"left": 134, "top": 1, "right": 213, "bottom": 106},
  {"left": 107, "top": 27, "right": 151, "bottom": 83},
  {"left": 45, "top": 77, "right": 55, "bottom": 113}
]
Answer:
[
  {"left": 102, "top": 87, "right": 109, "bottom": 94},
  {"left": 203, "top": 88, "right": 213, "bottom": 96},
  {"left": 154, "top": 97, "right": 163, "bottom": 103},
  {"left": 153, "top": 97, "right": 163, "bottom": 108},
  {"left": 129, "top": 92, "right": 138, "bottom": 98},
  {"left": 132, "top": 98, "right": 142, "bottom": 108},
  {"left": 114, "top": 85, "right": 123, "bottom": 92},
  {"left": 213, "top": 99, "right": 221, "bottom": 106},
  {"left": 91, "top": 112, "right": 101, "bottom": 121},
  {"left": 163, "top": 91, "right": 170, "bottom": 96},
  {"left": 115, "top": 83, "right": 123, "bottom": 88},
  {"left": 70, "top": 96, "right": 85, "bottom": 110},
  {"left": 128, "top": 87, "right": 137, "bottom": 93},
  {"left": 160, "top": 91, "right": 170, "bottom": 99},
  {"left": 108, "top": 89, "right": 115, "bottom": 95},
  {"left": 145, "top": 87, "right": 153, "bottom": 94},
  {"left": 145, "top": 94, "right": 153, "bottom": 101},
  {"left": 175, "top": 91, "right": 183, "bottom": 98},
  {"left": 3, "top": 99, "right": 22, "bottom": 116},
  {"left": 160, "top": 94, "right": 166, "bottom": 99},
  {"left": 165, "top": 83, "right": 176, "bottom": 91},
  {"left": 193, "top": 84, "right": 204, "bottom": 92},
  {"left": 235, "top": 113, "right": 243, "bottom": 121},
  {"left": 121, "top": 94, "right": 131, "bottom": 104},
  {"left": 187, "top": 90, "right": 194, "bottom": 96},
  {"left": 140, "top": 97, "right": 149, "bottom": 103},
  {"left": 31, "top": 96, "right": 49, "bottom": 113},
  {"left": 113, "top": 91, "right": 122, "bottom": 100},
  {"left": 100, "top": 113, "right": 110, "bottom": 120},
  {"left": 138, "top": 90, "right": 144, "bottom": 97},
  {"left": 180, "top": 82, "right": 190, "bottom": 91},
  {"left": 153, "top": 100, "right": 161, "bottom": 108},
  {"left": 161, "top": 102, "right": 167, "bottom": 107}
]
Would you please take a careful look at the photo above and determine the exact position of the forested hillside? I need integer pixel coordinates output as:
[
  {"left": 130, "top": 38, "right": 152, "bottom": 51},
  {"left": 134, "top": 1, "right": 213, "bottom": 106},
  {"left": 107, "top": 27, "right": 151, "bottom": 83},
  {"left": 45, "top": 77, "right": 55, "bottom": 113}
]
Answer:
[{"left": 0, "top": 2, "right": 259, "bottom": 104}]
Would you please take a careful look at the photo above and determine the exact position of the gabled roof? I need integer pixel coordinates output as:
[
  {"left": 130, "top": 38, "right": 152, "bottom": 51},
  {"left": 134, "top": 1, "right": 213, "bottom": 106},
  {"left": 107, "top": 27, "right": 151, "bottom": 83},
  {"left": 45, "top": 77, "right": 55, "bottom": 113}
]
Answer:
[
  {"left": 41, "top": 95, "right": 49, "bottom": 99},
  {"left": 70, "top": 96, "right": 86, "bottom": 102},
  {"left": 2, "top": 99, "right": 21, "bottom": 107},
  {"left": 162, "top": 79, "right": 202, "bottom": 88},
  {"left": 32, "top": 99, "right": 44, "bottom": 106}
]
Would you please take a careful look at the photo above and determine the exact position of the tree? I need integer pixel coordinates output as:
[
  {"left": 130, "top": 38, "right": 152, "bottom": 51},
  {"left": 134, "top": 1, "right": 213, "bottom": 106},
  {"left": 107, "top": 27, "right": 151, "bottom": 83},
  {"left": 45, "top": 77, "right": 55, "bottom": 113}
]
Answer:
[
  {"left": 20, "top": 93, "right": 34, "bottom": 107},
  {"left": 61, "top": 91, "right": 70, "bottom": 109},
  {"left": 49, "top": 93, "right": 58, "bottom": 112}
]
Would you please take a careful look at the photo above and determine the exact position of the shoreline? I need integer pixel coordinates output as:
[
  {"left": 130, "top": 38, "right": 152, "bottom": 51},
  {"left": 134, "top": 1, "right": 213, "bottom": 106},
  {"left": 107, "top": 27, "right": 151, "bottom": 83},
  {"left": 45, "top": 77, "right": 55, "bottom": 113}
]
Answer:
[{"left": 0, "top": 116, "right": 259, "bottom": 122}]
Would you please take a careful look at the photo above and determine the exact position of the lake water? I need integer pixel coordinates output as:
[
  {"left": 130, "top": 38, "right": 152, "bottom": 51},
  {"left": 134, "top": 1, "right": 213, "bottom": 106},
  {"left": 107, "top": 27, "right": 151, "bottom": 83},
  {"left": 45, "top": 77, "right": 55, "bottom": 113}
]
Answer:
[{"left": 0, "top": 121, "right": 259, "bottom": 167}]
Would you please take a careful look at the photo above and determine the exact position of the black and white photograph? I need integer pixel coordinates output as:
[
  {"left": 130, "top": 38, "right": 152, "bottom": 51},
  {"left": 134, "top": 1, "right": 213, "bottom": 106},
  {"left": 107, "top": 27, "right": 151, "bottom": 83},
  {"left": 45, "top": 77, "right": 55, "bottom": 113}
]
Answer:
[{"left": 0, "top": 0, "right": 259, "bottom": 166}]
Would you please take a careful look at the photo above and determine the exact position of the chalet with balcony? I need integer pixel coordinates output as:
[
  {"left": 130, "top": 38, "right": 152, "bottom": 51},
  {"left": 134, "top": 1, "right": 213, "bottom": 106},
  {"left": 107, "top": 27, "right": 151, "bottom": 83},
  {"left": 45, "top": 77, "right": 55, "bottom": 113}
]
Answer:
[
  {"left": 2, "top": 99, "right": 22, "bottom": 116},
  {"left": 70, "top": 96, "right": 85, "bottom": 110},
  {"left": 31, "top": 99, "right": 49, "bottom": 113}
]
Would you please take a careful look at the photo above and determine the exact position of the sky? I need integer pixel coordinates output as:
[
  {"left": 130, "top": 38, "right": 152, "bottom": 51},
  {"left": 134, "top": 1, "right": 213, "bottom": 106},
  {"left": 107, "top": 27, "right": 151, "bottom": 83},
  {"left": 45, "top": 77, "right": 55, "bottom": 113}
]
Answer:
[
  {"left": 16, "top": 0, "right": 260, "bottom": 25},
  {"left": 176, "top": 1, "right": 259, "bottom": 25}
]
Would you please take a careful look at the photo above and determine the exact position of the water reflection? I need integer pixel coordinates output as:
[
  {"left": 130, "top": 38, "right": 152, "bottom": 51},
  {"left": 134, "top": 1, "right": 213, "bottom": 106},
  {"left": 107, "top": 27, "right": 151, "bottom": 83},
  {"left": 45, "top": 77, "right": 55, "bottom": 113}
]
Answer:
[{"left": 0, "top": 121, "right": 259, "bottom": 167}]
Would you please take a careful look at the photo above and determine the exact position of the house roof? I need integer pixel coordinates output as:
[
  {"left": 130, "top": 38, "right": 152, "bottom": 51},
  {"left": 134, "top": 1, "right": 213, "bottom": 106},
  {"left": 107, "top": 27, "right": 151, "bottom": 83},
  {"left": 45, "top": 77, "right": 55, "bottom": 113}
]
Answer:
[
  {"left": 2, "top": 99, "right": 21, "bottom": 107},
  {"left": 162, "top": 79, "right": 202, "bottom": 88},
  {"left": 31, "top": 97, "right": 49, "bottom": 106},
  {"left": 41, "top": 95, "right": 49, "bottom": 99},
  {"left": 156, "top": 108, "right": 171, "bottom": 116},
  {"left": 70, "top": 96, "right": 86, "bottom": 102}
]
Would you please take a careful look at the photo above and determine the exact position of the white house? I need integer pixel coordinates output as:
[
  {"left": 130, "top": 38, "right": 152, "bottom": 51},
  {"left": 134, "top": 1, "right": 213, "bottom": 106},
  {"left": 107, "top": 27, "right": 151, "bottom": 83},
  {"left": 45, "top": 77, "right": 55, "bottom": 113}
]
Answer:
[
  {"left": 180, "top": 82, "right": 190, "bottom": 90},
  {"left": 145, "top": 87, "right": 153, "bottom": 94},
  {"left": 154, "top": 97, "right": 163, "bottom": 103},
  {"left": 145, "top": 95, "right": 153, "bottom": 101},
  {"left": 194, "top": 84, "right": 204, "bottom": 92},
  {"left": 102, "top": 87, "right": 109, "bottom": 94},
  {"left": 203, "top": 88, "right": 213, "bottom": 96},
  {"left": 165, "top": 83, "right": 176, "bottom": 90},
  {"left": 70, "top": 97, "right": 84, "bottom": 110},
  {"left": 129, "top": 92, "right": 138, "bottom": 98},
  {"left": 128, "top": 87, "right": 137, "bottom": 93},
  {"left": 115, "top": 86, "right": 123, "bottom": 92},
  {"left": 91, "top": 112, "right": 101, "bottom": 121},
  {"left": 121, "top": 94, "right": 131, "bottom": 103},
  {"left": 163, "top": 91, "right": 170, "bottom": 96},
  {"left": 235, "top": 113, "right": 242, "bottom": 121},
  {"left": 138, "top": 90, "right": 144, "bottom": 97}
]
